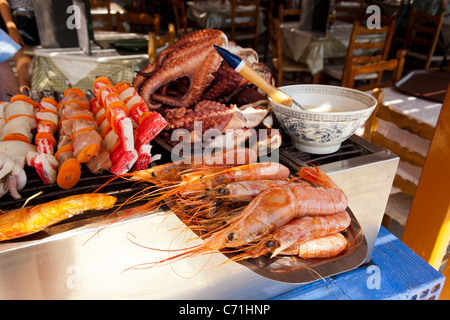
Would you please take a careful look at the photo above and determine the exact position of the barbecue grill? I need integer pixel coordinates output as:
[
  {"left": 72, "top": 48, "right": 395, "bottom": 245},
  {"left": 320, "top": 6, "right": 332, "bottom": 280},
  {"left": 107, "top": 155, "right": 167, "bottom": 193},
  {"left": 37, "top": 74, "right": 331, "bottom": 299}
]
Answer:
[{"left": 0, "top": 135, "right": 398, "bottom": 299}]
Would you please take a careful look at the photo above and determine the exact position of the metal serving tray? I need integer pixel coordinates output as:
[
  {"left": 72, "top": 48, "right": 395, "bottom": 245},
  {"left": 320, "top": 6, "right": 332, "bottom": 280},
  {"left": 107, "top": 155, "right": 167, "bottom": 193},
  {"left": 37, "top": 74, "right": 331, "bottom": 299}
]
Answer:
[{"left": 228, "top": 207, "right": 367, "bottom": 284}]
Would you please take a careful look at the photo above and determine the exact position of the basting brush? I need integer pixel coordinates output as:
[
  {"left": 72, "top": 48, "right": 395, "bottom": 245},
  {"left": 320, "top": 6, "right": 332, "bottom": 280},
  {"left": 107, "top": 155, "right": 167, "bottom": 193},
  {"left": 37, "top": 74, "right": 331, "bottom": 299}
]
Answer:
[{"left": 213, "top": 45, "right": 306, "bottom": 110}]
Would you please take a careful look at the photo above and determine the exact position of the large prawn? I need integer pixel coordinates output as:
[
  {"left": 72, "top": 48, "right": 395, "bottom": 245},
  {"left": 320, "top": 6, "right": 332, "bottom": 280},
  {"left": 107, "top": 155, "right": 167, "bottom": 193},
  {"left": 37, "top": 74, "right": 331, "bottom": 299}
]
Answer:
[
  {"left": 235, "top": 210, "right": 351, "bottom": 259},
  {"left": 147, "top": 165, "right": 349, "bottom": 265},
  {"left": 127, "top": 147, "right": 258, "bottom": 183},
  {"left": 0, "top": 193, "right": 117, "bottom": 241},
  {"left": 94, "top": 148, "right": 289, "bottom": 231},
  {"left": 285, "top": 233, "right": 348, "bottom": 259}
]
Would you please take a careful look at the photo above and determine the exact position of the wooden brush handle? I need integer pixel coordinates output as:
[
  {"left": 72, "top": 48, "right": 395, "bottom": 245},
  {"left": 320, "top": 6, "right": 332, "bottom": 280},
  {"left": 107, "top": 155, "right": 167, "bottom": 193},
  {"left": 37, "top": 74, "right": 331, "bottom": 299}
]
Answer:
[{"left": 239, "top": 64, "right": 293, "bottom": 107}]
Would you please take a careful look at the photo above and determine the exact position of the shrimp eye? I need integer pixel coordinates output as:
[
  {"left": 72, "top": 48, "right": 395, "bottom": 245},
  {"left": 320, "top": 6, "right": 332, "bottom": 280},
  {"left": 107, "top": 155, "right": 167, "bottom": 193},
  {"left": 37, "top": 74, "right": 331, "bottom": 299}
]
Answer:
[
  {"left": 266, "top": 240, "right": 277, "bottom": 248},
  {"left": 218, "top": 187, "right": 229, "bottom": 195},
  {"left": 227, "top": 233, "right": 235, "bottom": 241}
]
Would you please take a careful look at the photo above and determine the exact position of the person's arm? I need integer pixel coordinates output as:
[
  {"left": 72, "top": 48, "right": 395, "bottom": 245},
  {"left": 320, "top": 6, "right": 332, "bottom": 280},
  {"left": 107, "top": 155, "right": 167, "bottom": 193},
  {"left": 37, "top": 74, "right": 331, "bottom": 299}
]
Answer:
[{"left": 0, "top": 0, "right": 23, "bottom": 46}]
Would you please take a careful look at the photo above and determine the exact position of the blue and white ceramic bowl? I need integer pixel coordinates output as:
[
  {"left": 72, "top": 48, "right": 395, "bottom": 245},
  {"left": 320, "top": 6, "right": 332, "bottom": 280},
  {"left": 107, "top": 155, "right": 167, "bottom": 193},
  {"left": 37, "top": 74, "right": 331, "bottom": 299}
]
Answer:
[{"left": 270, "top": 85, "right": 377, "bottom": 154}]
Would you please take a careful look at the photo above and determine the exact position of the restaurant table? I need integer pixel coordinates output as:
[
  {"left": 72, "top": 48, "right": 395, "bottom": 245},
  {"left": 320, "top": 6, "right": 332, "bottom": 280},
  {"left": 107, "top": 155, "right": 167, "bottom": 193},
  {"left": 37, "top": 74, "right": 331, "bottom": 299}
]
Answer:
[
  {"left": 271, "top": 226, "right": 445, "bottom": 300},
  {"left": 280, "top": 20, "right": 386, "bottom": 75},
  {"left": 186, "top": 0, "right": 265, "bottom": 34},
  {"left": 279, "top": 21, "right": 351, "bottom": 75}
]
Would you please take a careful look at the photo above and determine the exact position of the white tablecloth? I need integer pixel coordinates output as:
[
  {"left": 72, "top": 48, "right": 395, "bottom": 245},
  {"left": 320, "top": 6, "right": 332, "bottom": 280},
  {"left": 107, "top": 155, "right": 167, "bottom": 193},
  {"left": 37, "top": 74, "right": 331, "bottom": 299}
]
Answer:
[
  {"left": 186, "top": 0, "right": 265, "bottom": 34},
  {"left": 31, "top": 48, "right": 148, "bottom": 94}
]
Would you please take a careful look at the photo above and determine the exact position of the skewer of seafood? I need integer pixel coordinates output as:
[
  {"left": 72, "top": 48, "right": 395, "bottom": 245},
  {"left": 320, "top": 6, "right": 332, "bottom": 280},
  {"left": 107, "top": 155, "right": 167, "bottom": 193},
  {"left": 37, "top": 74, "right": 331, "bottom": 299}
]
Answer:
[
  {"left": 58, "top": 88, "right": 102, "bottom": 164},
  {"left": 0, "top": 95, "right": 37, "bottom": 198},
  {"left": 26, "top": 96, "right": 59, "bottom": 185},
  {"left": 92, "top": 77, "right": 167, "bottom": 174},
  {"left": 0, "top": 101, "right": 9, "bottom": 131},
  {"left": 114, "top": 81, "right": 167, "bottom": 171}
]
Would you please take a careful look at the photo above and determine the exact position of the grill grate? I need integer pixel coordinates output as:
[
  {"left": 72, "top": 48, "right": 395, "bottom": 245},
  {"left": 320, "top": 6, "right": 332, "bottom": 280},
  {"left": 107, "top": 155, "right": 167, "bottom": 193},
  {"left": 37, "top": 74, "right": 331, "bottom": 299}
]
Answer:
[
  {"left": 0, "top": 167, "right": 149, "bottom": 211},
  {"left": 279, "top": 138, "right": 372, "bottom": 170}
]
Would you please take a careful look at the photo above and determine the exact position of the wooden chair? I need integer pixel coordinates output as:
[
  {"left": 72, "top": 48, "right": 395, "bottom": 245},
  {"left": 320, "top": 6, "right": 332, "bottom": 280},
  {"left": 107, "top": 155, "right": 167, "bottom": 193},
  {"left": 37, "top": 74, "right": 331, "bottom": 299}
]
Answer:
[
  {"left": 323, "top": 19, "right": 396, "bottom": 89},
  {"left": 90, "top": 0, "right": 114, "bottom": 31},
  {"left": 400, "top": 86, "right": 450, "bottom": 298},
  {"left": 230, "top": 0, "right": 261, "bottom": 50},
  {"left": 343, "top": 49, "right": 406, "bottom": 90},
  {"left": 116, "top": 12, "right": 161, "bottom": 35},
  {"left": 334, "top": 0, "right": 365, "bottom": 23},
  {"left": 268, "top": 15, "right": 316, "bottom": 86},
  {"left": 364, "top": 88, "right": 435, "bottom": 228},
  {"left": 129, "top": 0, "right": 145, "bottom": 13},
  {"left": 278, "top": 4, "right": 301, "bottom": 22},
  {"left": 172, "top": 0, "right": 189, "bottom": 37},
  {"left": 402, "top": 7, "right": 445, "bottom": 70},
  {"left": 148, "top": 23, "right": 176, "bottom": 63}
]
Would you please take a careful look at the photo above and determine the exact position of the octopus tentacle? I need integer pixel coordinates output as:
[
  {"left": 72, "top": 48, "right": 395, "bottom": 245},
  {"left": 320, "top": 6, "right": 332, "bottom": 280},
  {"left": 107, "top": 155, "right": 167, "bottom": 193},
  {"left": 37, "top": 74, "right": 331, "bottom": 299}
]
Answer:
[
  {"left": 133, "top": 62, "right": 156, "bottom": 93},
  {"left": 157, "top": 30, "right": 227, "bottom": 67},
  {"left": 163, "top": 100, "right": 234, "bottom": 132},
  {"left": 202, "top": 61, "right": 246, "bottom": 101},
  {"left": 141, "top": 33, "right": 226, "bottom": 109}
]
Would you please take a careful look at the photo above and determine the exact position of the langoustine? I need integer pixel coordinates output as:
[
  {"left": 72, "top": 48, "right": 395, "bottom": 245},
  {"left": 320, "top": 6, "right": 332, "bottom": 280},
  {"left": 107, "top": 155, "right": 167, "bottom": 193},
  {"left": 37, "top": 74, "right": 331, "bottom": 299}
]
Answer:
[
  {"left": 0, "top": 193, "right": 117, "bottom": 241},
  {"left": 120, "top": 157, "right": 352, "bottom": 265}
]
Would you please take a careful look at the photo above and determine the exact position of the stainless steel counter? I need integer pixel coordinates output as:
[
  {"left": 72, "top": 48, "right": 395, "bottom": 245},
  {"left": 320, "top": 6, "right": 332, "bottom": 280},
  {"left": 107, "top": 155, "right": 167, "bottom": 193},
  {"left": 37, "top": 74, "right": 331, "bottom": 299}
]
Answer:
[{"left": 0, "top": 210, "right": 304, "bottom": 299}]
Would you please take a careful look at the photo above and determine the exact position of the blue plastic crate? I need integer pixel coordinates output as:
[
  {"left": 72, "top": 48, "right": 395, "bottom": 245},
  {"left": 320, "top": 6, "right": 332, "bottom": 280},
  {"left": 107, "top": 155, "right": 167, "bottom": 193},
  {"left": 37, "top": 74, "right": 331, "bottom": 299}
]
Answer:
[{"left": 270, "top": 226, "right": 445, "bottom": 300}]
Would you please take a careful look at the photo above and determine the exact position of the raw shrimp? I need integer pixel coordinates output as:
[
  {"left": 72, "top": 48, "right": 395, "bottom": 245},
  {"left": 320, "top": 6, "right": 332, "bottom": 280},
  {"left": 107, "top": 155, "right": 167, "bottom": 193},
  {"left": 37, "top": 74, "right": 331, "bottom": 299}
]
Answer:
[
  {"left": 200, "top": 166, "right": 347, "bottom": 216},
  {"left": 128, "top": 147, "right": 258, "bottom": 183},
  {"left": 202, "top": 179, "right": 308, "bottom": 202},
  {"left": 130, "top": 166, "right": 351, "bottom": 268},
  {"left": 282, "top": 233, "right": 348, "bottom": 259},
  {"left": 179, "top": 162, "right": 290, "bottom": 196},
  {"left": 237, "top": 211, "right": 351, "bottom": 259},
  {"left": 179, "top": 167, "right": 345, "bottom": 252},
  {"left": 0, "top": 193, "right": 117, "bottom": 241}
]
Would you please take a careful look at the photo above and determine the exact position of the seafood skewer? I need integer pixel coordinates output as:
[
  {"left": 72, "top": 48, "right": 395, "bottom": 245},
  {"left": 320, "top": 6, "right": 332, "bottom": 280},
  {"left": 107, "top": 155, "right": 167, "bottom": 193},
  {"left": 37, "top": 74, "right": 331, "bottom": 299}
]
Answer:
[
  {"left": 115, "top": 81, "right": 167, "bottom": 171},
  {"left": 92, "top": 77, "right": 167, "bottom": 174},
  {"left": 0, "top": 95, "right": 37, "bottom": 198},
  {"left": 26, "top": 97, "right": 59, "bottom": 185},
  {"left": 0, "top": 193, "right": 117, "bottom": 241},
  {"left": 59, "top": 88, "right": 102, "bottom": 163}
]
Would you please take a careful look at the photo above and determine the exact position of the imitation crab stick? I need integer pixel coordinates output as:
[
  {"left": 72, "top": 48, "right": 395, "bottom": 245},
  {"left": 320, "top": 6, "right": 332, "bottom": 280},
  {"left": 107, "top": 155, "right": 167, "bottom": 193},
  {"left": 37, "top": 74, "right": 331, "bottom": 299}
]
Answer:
[
  {"left": 114, "top": 81, "right": 167, "bottom": 171},
  {"left": 92, "top": 77, "right": 138, "bottom": 174}
]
